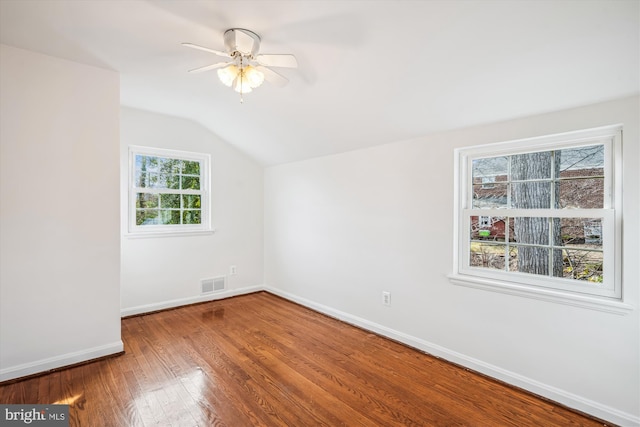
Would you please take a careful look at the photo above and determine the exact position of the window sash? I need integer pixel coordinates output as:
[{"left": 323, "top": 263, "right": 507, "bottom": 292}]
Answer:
[{"left": 460, "top": 209, "right": 615, "bottom": 297}]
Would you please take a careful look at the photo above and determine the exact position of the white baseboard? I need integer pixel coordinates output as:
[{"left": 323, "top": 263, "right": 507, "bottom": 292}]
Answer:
[
  {"left": 263, "top": 286, "right": 639, "bottom": 427},
  {"left": 120, "top": 285, "right": 264, "bottom": 317},
  {"left": 0, "top": 341, "right": 124, "bottom": 382}
]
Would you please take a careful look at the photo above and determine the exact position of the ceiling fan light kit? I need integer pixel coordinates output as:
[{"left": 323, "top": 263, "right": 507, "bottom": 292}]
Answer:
[
  {"left": 217, "top": 62, "right": 264, "bottom": 94},
  {"left": 184, "top": 28, "right": 298, "bottom": 103}
]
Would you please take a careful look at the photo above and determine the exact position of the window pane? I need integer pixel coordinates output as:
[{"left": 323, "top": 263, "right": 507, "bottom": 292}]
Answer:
[
  {"left": 136, "top": 193, "right": 158, "bottom": 209},
  {"left": 157, "top": 157, "right": 171, "bottom": 173},
  {"left": 510, "top": 246, "right": 551, "bottom": 276},
  {"left": 183, "top": 160, "right": 200, "bottom": 175},
  {"left": 159, "top": 194, "right": 180, "bottom": 208},
  {"left": 135, "top": 155, "right": 155, "bottom": 173},
  {"left": 183, "top": 194, "right": 201, "bottom": 209},
  {"left": 136, "top": 171, "right": 149, "bottom": 188},
  {"left": 182, "top": 176, "right": 200, "bottom": 190},
  {"left": 139, "top": 156, "right": 159, "bottom": 172},
  {"left": 157, "top": 174, "right": 180, "bottom": 190},
  {"left": 159, "top": 210, "right": 181, "bottom": 225},
  {"left": 470, "top": 243, "right": 506, "bottom": 270},
  {"left": 470, "top": 216, "right": 506, "bottom": 241},
  {"left": 472, "top": 157, "right": 508, "bottom": 182},
  {"left": 473, "top": 183, "right": 507, "bottom": 208},
  {"left": 183, "top": 210, "right": 201, "bottom": 224},
  {"left": 510, "top": 151, "right": 552, "bottom": 180},
  {"left": 558, "top": 145, "right": 604, "bottom": 174},
  {"left": 554, "top": 217, "right": 603, "bottom": 247},
  {"left": 135, "top": 154, "right": 145, "bottom": 170},
  {"left": 559, "top": 177, "right": 603, "bottom": 209},
  {"left": 511, "top": 181, "right": 552, "bottom": 208},
  {"left": 136, "top": 209, "right": 158, "bottom": 225},
  {"left": 512, "top": 217, "right": 549, "bottom": 245},
  {"left": 158, "top": 157, "right": 182, "bottom": 174},
  {"left": 557, "top": 248, "right": 603, "bottom": 282}
]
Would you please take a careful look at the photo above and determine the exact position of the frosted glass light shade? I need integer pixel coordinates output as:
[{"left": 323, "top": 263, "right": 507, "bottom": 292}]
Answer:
[
  {"left": 244, "top": 66, "right": 264, "bottom": 88},
  {"left": 233, "top": 75, "right": 252, "bottom": 93},
  {"left": 217, "top": 65, "right": 239, "bottom": 87},
  {"left": 219, "top": 64, "right": 265, "bottom": 95}
]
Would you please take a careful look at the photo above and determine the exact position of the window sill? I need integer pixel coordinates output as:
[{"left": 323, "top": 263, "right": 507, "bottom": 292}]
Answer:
[
  {"left": 125, "top": 228, "right": 216, "bottom": 239},
  {"left": 448, "top": 273, "right": 634, "bottom": 315}
]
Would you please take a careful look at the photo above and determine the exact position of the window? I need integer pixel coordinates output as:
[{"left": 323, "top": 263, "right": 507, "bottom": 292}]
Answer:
[
  {"left": 451, "top": 126, "right": 624, "bottom": 309},
  {"left": 128, "top": 146, "right": 211, "bottom": 236}
]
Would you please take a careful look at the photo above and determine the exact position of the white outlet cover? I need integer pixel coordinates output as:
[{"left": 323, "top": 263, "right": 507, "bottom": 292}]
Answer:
[{"left": 382, "top": 292, "right": 391, "bottom": 306}]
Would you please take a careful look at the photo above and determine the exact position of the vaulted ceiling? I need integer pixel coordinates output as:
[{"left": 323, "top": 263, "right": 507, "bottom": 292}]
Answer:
[{"left": 1, "top": 0, "right": 638, "bottom": 165}]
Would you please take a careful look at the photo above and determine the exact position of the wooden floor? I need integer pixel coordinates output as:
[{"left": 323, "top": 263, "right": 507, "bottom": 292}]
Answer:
[{"left": 1, "top": 292, "right": 607, "bottom": 426}]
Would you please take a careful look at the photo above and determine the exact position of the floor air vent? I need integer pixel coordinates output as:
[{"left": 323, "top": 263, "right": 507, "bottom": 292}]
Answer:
[{"left": 201, "top": 276, "right": 225, "bottom": 294}]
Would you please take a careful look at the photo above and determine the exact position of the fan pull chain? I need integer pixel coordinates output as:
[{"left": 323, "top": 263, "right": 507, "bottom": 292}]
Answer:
[{"left": 239, "top": 70, "right": 244, "bottom": 103}]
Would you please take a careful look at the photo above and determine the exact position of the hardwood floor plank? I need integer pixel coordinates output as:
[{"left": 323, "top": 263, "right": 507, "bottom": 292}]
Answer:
[
  {"left": 105, "top": 356, "right": 145, "bottom": 427},
  {"left": 185, "top": 327, "right": 297, "bottom": 426},
  {"left": 233, "top": 305, "right": 437, "bottom": 425},
  {"left": 0, "top": 292, "right": 609, "bottom": 426},
  {"left": 237, "top": 297, "right": 469, "bottom": 425}
]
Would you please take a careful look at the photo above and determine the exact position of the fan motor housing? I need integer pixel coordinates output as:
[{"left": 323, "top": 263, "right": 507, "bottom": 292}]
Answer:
[{"left": 224, "top": 28, "right": 261, "bottom": 57}]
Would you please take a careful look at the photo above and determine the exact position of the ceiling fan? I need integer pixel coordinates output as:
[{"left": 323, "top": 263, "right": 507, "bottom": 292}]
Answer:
[{"left": 183, "top": 28, "right": 298, "bottom": 102}]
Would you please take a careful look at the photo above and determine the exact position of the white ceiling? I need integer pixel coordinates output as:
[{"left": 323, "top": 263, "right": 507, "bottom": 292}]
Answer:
[{"left": 1, "top": 0, "right": 638, "bottom": 166}]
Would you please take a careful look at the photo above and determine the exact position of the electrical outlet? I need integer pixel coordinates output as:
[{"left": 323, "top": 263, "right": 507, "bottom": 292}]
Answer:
[
  {"left": 382, "top": 291, "right": 391, "bottom": 306},
  {"left": 230, "top": 265, "right": 237, "bottom": 276}
]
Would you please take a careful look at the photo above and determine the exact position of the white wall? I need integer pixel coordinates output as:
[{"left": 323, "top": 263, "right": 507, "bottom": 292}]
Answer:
[
  {"left": 120, "top": 108, "right": 263, "bottom": 315},
  {"left": 264, "top": 96, "right": 640, "bottom": 425},
  {"left": 0, "top": 44, "right": 122, "bottom": 381}
]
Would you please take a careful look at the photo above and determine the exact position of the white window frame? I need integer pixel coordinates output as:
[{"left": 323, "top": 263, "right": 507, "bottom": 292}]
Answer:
[
  {"left": 449, "top": 125, "right": 631, "bottom": 314},
  {"left": 127, "top": 146, "right": 212, "bottom": 237}
]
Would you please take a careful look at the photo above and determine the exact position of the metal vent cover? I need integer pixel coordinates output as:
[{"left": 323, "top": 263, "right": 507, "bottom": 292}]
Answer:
[{"left": 201, "top": 276, "right": 226, "bottom": 294}]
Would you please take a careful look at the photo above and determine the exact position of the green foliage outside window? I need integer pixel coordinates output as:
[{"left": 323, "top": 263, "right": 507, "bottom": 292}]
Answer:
[{"left": 134, "top": 154, "right": 203, "bottom": 226}]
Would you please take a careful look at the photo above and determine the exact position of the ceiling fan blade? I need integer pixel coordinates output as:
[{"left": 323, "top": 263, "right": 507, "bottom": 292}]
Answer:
[
  {"left": 256, "top": 66, "right": 289, "bottom": 87},
  {"left": 182, "top": 43, "right": 230, "bottom": 58},
  {"left": 188, "top": 62, "right": 232, "bottom": 73},
  {"left": 256, "top": 54, "right": 298, "bottom": 69}
]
